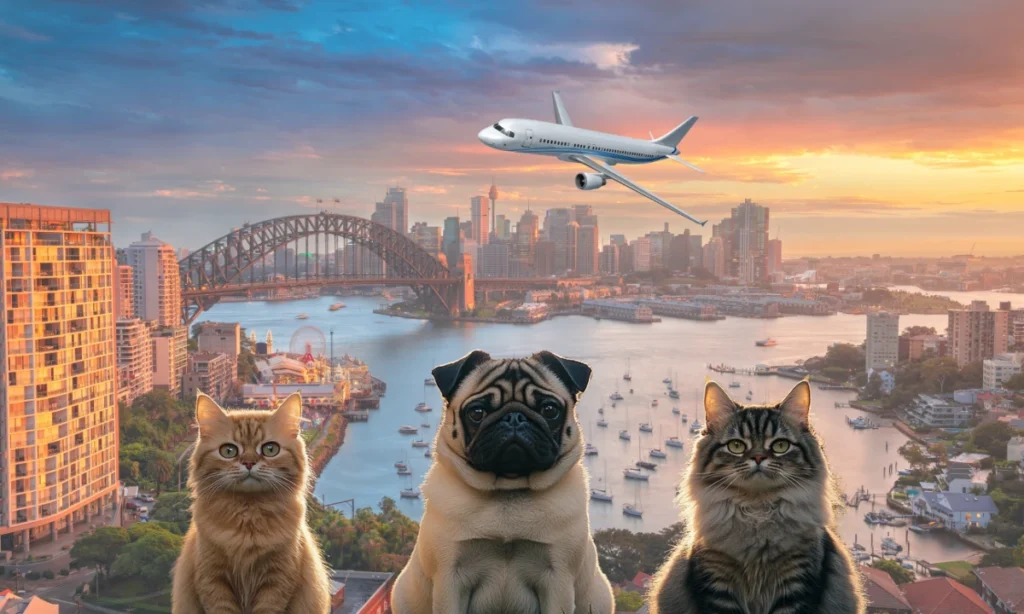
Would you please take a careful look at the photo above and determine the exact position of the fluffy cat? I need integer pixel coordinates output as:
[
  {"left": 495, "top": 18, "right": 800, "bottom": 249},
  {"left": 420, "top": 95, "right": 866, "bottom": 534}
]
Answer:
[
  {"left": 172, "top": 392, "right": 331, "bottom": 614},
  {"left": 648, "top": 380, "right": 864, "bottom": 614}
]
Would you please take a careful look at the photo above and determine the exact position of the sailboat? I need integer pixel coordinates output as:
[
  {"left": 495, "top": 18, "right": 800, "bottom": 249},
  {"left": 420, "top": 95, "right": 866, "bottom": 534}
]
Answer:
[
  {"left": 619, "top": 405, "right": 631, "bottom": 440},
  {"left": 663, "top": 372, "right": 673, "bottom": 384},
  {"left": 590, "top": 460, "right": 613, "bottom": 502},
  {"left": 597, "top": 417, "right": 609, "bottom": 428},
  {"left": 584, "top": 423, "right": 599, "bottom": 456},
  {"left": 666, "top": 415, "right": 685, "bottom": 449},
  {"left": 623, "top": 483, "right": 643, "bottom": 517},
  {"left": 635, "top": 438, "right": 657, "bottom": 470},
  {"left": 609, "top": 383, "right": 624, "bottom": 401},
  {"left": 623, "top": 358, "right": 632, "bottom": 382},
  {"left": 650, "top": 427, "right": 667, "bottom": 458}
]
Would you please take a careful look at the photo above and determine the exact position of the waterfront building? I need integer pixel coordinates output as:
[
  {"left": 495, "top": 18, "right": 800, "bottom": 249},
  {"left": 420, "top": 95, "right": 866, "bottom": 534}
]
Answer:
[
  {"left": 949, "top": 301, "right": 1009, "bottom": 367},
  {"left": 116, "top": 318, "right": 153, "bottom": 406},
  {"left": 496, "top": 302, "right": 549, "bottom": 323},
  {"left": 905, "top": 394, "right": 974, "bottom": 428},
  {"left": 973, "top": 567, "right": 1024, "bottom": 614},
  {"left": 766, "top": 238, "right": 783, "bottom": 275},
  {"left": 866, "top": 311, "right": 900, "bottom": 371},
  {"left": 152, "top": 325, "right": 188, "bottom": 397},
  {"left": 688, "top": 295, "right": 781, "bottom": 318},
  {"left": 196, "top": 321, "right": 241, "bottom": 380},
  {"left": 912, "top": 492, "right": 998, "bottom": 532},
  {"left": 0, "top": 203, "right": 119, "bottom": 553},
  {"left": 634, "top": 298, "right": 719, "bottom": 320},
  {"left": 470, "top": 195, "right": 489, "bottom": 246},
  {"left": 184, "top": 352, "right": 235, "bottom": 403},
  {"left": 581, "top": 300, "right": 655, "bottom": 323},
  {"left": 982, "top": 353, "right": 1022, "bottom": 390},
  {"left": 126, "top": 232, "right": 181, "bottom": 327}
]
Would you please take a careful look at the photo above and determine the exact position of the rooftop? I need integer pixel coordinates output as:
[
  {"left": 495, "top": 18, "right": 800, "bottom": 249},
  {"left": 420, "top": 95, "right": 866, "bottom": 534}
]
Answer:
[
  {"left": 860, "top": 566, "right": 912, "bottom": 611},
  {"left": 332, "top": 571, "right": 392, "bottom": 614},
  {"left": 901, "top": 577, "right": 993, "bottom": 614},
  {"left": 919, "top": 491, "right": 999, "bottom": 513},
  {"left": 973, "top": 567, "right": 1024, "bottom": 610}
]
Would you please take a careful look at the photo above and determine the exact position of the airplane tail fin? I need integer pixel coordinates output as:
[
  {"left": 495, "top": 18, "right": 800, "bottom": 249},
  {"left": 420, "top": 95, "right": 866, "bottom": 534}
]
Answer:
[{"left": 653, "top": 116, "right": 698, "bottom": 148}]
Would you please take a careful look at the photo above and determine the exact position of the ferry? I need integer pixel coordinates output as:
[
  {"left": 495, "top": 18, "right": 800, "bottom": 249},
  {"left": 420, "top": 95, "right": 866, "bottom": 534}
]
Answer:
[
  {"left": 400, "top": 488, "right": 421, "bottom": 499},
  {"left": 296, "top": 314, "right": 309, "bottom": 320},
  {"left": 398, "top": 425, "right": 418, "bottom": 435},
  {"left": 597, "top": 418, "right": 609, "bottom": 427},
  {"left": 414, "top": 402, "right": 432, "bottom": 413},
  {"left": 411, "top": 440, "right": 430, "bottom": 448},
  {"left": 623, "top": 468, "right": 649, "bottom": 481},
  {"left": 635, "top": 460, "right": 657, "bottom": 470},
  {"left": 329, "top": 302, "right": 346, "bottom": 311},
  {"left": 665, "top": 437, "right": 684, "bottom": 449},
  {"left": 397, "top": 467, "right": 412, "bottom": 476},
  {"left": 668, "top": 389, "right": 680, "bottom": 399},
  {"left": 756, "top": 338, "right": 777, "bottom": 347},
  {"left": 619, "top": 430, "right": 631, "bottom": 441},
  {"left": 672, "top": 407, "right": 680, "bottom": 415},
  {"left": 639, "top": 423, "right": 653, "bottom": 433},
  {"left": 610, "top": 392, "right": 624, "bottom": 401},
  {"left": 590, "top": 489, "right": 613, "bottom": 502},
  {"left": 424, "top": 377, "right": 436, "bottom": 387},
  {"left": 622, "top": 503, "right": 643, "bottom": 518},
  {"left": 689, "top": 420, "right": 703, "bottom": 433},
  {"left": 584, "top": 443, "right": 599, "bottom": 456},
  {"left": 649, "top": 448, "right": 667, "bottom": 459}
]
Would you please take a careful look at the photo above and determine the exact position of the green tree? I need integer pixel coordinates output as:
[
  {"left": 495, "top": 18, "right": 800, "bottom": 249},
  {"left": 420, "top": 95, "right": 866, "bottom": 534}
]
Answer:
[
  {"left": 1016, "top": 534, "right": 1024, "bottom": 567},
  {"left": 824, "top": 344, "right": 864, "bottom": 372},
  {"left": 979, "top": 547, "right": 1017, "bottom": 567},
  {"left": 145, "top": 452, "right": 175, "bottom": 496},
  {"left": 900, "top": 444, "right": 929, "bottom": 470},
  {"left": 970, "top": 422, "right": 1019, "bottom": 460},
  {"left": 903, "top": 326, "right": 937, "bottom": 337},
  {"left": 614, "top": 589, "right": 645, "bottom": 612},
  {"left": 865, "top": 372, "right": 884, "bottom": 400},
  {"left": 112, "top": 527, "right": 183, "bottom": 586},
  {"left": 871, "top": 559, "right": 915, "bottom": 585},
  {"left": 70, "top": 527, "right": 129, "bottom": 578},
  {"left": 1004, "top": 373, "right": 1024, "bottom": 391},
  {"left": 238, "top": 328, "right": 259, "bottom": 383},
  {"left": 151, "top": 492, "right": 193, "bottom": 533}
]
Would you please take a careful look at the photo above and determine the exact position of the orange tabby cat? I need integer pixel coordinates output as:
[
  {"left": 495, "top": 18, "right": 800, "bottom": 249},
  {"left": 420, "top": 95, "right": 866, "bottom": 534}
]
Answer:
[{"left": 172, "top": 392, "right": 331, "bottom": 614}]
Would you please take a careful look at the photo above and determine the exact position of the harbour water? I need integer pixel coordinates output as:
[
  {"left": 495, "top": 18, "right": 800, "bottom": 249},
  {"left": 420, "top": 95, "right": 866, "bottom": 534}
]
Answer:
[{"left": 199, "top": 295, "right": 992, "bottom": 563}]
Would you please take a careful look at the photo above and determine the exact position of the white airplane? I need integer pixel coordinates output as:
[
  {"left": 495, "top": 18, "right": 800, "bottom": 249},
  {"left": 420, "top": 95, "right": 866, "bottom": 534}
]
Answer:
[{"left": 478, "top": 92, "right": 706, "bottom": 226}]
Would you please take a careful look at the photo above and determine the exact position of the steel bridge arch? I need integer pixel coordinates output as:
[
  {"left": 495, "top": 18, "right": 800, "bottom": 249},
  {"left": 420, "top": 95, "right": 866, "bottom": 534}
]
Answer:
[{"left": 179, "top": 211, "right": 454, "bottom": 324}]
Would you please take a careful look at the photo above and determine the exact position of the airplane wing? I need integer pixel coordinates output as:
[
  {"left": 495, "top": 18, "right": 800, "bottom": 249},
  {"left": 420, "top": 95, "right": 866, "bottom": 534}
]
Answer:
[
  {"left": 569, "top": 155, "right": 706, "bottom": 226},
  {"left": 553, "top": 91, "right": 572, "bottom": 126}
]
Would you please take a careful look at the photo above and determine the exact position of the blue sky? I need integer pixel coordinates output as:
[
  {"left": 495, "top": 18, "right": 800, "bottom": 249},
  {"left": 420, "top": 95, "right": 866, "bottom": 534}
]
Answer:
[{"left": 1, "top": 0, "right": 1022, "bottom": 255}]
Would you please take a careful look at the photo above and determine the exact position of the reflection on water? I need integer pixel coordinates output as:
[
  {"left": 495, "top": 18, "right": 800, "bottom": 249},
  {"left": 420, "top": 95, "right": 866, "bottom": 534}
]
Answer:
[{"left": 201, "top": 295, "right": 983, "bottom": 562}]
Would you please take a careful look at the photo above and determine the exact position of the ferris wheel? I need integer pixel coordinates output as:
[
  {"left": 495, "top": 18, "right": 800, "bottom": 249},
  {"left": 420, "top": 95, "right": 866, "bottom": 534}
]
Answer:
[{"left": 289, "top": 326, "right": 326, "bottom": 364}]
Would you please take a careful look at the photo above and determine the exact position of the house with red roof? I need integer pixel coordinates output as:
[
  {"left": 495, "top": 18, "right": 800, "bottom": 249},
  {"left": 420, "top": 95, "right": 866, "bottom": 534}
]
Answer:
[
  {"left": 860, "top": 566, "right": 912, "bottom": 614},
  {"left": 901, "top": 577, "right": 993, "bottom": 614},
  {"left": 974, "top": 567, "right": 1024, "bottom": 614},
  {"left": 630, "top": 571, "right": 653, "bottom": 593}
]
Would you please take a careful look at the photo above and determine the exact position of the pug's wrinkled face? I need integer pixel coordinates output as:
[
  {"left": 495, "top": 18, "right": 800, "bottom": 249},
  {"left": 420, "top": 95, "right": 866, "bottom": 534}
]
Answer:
[{"left": 433, "top": 350, "right": 591, "bottom": 480}]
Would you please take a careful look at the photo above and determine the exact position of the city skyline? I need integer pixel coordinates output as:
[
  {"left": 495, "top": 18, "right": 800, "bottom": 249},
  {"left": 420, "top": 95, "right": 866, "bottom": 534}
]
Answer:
[{"left": 1, "top": 1, "right": 1022, "bottom": 256}]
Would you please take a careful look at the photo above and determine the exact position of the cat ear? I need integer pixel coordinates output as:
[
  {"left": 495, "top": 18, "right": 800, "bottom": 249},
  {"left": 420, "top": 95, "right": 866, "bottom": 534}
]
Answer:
[
  {"left": 704, "top": 380, "right": 737, "bottom": 432},
  {"left": 779, "top": 380, "right": 811, "bottom": 428},
  {"left": 196, "top": 393, "right": 230, "bottom": 439},
  {"left": 271, "top": 392, "right": 303, "bottom": 439},
  {"left": 432, "top": 350, "right": 491, "bottom": 402}
]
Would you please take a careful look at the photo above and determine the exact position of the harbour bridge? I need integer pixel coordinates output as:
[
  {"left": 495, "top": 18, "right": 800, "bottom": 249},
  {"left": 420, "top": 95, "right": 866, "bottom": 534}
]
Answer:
[{"left": 179, "top": 211, "right": 585, "bottom": 324}]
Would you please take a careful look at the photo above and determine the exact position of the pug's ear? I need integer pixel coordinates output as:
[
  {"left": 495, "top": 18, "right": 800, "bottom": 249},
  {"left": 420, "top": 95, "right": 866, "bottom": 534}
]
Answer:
[
  {"left": 533, "top": 350, "right": 592, "bottom": 398},
  {"left": 432, "top": 350, "right": 492, "bottom": 402}
]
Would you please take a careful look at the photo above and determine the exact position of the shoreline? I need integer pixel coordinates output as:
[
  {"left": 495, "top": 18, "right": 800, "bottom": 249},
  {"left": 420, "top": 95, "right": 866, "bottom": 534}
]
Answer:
[{"left": 309, "top": 413, "right": 348, "bottom": 480}]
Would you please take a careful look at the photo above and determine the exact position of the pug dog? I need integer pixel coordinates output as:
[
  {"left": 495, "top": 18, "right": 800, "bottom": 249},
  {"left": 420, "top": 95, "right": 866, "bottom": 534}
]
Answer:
[{"left": 391, "top": 350, "right": 614, "bottom": 614}]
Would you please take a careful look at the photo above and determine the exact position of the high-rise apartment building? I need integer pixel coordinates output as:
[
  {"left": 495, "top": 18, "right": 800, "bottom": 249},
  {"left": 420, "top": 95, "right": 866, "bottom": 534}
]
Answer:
[
  {"left": 116, "top": 318, "right": 153, "bottom": 406},
  {"left": 196, "top": 322, "right": 241, "bottom": 380},
  {"left": 632, "top": 237, "right": 652, "bottom": 272},
  {"left": 689, "top": 234, "right": 704, "bottom": 270},
  {"left": 152, "top": 325, "right": 188, "bottom": 397},
  {"left": 183, "top": 352, "right": 235, "bottom": 403},
  {"left": 0, "top": 204, "right": 119, "bottom": 552},
  {"left": 478, "top": 243, "right": 510, "bottom": 278},
  {"left": 766, "top": 239, "right": 783, "bottom": 275},
  {"left": 410, "top": 222, "right": 442, "bottom": 258},
  {"left": 703, "top": 237, "right": 726, "bottom": 278},
  {"left": 543, "top": 208, "right": 575, "bottom": 275},
  {"left": 668, "top": 231, "right": 691, "bottom": 272},
  {"left": 609, "top": 234, "right": 626, "bottom": 247},
  {"left": 729, "top": 199, "right": 770, "bottom": 284},
  {"left": 576, "top": 225, "right": 599, "bottom": 275},
  {"left": 512, "top": 209, "right": 539, "bottom": 277},
  {"left": 470, "top": 196, "right": 490, "bottom": 246},
  {"left": 115, "top": 264, "right": 134, "bottom": 319},
  {"left": 866, "top": 312, "right": 900, "bottom": 372},
  {"left": 494, "top": 215, "right": 511, "bottom": 240},
  {"left": 126, "top": 233, "right": 182, "bottom": 327},
  {"left": 442, "top": 217, "right": 461, "bottom": 271},
  {"left": 534, "top": 241, "right": 556, "bottom": 277},
  {"left": 600, "top": 244, "right": 620, "bottom": 274},
  {"left": 948, "top": 301, "right": 1010, "bottom": 366}
]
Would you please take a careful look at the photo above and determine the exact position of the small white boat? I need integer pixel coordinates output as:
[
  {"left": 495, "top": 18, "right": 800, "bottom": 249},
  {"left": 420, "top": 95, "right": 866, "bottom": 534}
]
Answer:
[
  {"left": 881, "top": 537, "right": 903, "bottom": 552},
  {"left": 296, "top": 314, "right": 309, "bottom": 320},
  {"left": 414, "top": 402, "right": 432, "bottom": 413},
  {"left": 623, "top": 468, "right": 648, "bottom": 481},
  {"left": 680, "top": 414, "right": 687, "bottom": 423},
  {"left": 597, "top": 418, "right": 608, "bottom": 427},
  {"left": 689, "top": 421, "right": 703, "bottom": 433},
  {"left": 420, "top": 423, "right": 431, "bottom": 428},
  {"left": 400, "top": 488, "right": 421, "bottom": 499},
  {"left": 729, "top": 382, "right": 741, "bottom": 389},
  {"left": 590, "top": 489, "right": 613, "bottom": 502},
  {"left": 665, "top": 437, "right": 684, "bottom": 449},
  {"left": 397, "top": 467, "right": 412, "bottom": 476},
  {"left": 639, "top": 423, "right": 653, "bottom": 433},
  {"left": 398, "top": 425, "right": 418, "bottom": 435},
  {"left": 411, "top": 440, "right": 429, "bottom": 448},
  {"left": 635, "top": 460, "right": 657, "bottom": 470},
  {"left": 329, "top": 302, "right": 346, "bottom": 311},
  {"left": 610, "top": 392, "right": 624, "bottom": 401},
  {"left": 584, "top": 443, "right": 599, "bottom": 456},
  {"left": 756, "top": 338, "right": 777, "bottom": 347},
  {"left": 649, "top": 448, "right": 667, "bottom": 459},
  {"left": 668, "top": 389, "right": 680, "bottom": 399},
  {"left": 619, "top": 430, "right": 631, "bottom": 441},
  {"left": 622, "top": 503, "right": 643, "bottom": 518}
]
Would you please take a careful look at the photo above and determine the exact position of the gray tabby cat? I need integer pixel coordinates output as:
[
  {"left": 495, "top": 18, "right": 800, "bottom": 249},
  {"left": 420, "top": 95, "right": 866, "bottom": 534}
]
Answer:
[{"left": 648, "top": 380, "right": 864, "bottom": 614}]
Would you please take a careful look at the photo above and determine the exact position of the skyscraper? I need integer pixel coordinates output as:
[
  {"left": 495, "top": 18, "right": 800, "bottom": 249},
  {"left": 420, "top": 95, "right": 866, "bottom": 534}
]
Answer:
[
  {"left": 115, "top": 264, "right": 134, "bottom": 319},
  {"left": 126, "top": 232, "right": 182, "bottom": 327},
  {"left": 370, "top": 199, "right": 397, "bottom": 231},
  {"left": 494, "top": 214, "right": 511, "bottom": 240},
  {"left": 442, "top": 216, "right": 461, "bottom": 270},
  {"left": 543, "top": 208, "right": 574, "bottom": 275},
  {"left": 767, "top": 239, "right": 783, "bottom": 275},
  {"left": 116, "top": 318, "right": 153, "bottom": 406},
  {"left": 703, "top": 237, "right": 726, "bottom": 278},
  {"left": 478, "top": 243, "right": 510, "bottom": 278},
  {"left": 381, "top": 187, "right": 408, "bottom": 235},
  {"left": 632, "top": 237, "right": 652, "bottom": 272},
  {"left": 513, "top": 209, "right": 539, "bottom": 277},
  {"left": 534, "top": 241, "right": 556, "bottom": 277},
  {"left": 576, "top": 224, "right": 599, "bottom": 275},
  {"left": 471, "top": 196, "right": 490, "bottom": 246},
  {"left": 488, "top": 180, "right": 499, "bottom": 239},
  {"left": 866, "top": 312, "right": 900, "bottom": 372},
  {"left": 0, "top": 203, "right": 119, "bottom": 552},
  {"left": 600, "top": 244, "right": 620, "bottom": 274},
  {"left": 410, "top": 222, "right": 442, "bottom": 258},
  {"left": 948, "top": 301, "right": 1010, "bottom": 366},
  {"left": 728, "top": 199, "right": 770, "bottom": 284}
]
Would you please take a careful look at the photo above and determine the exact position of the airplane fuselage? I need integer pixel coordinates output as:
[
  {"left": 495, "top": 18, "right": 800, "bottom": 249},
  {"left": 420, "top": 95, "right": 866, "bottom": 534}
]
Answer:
[{"left": 478, "top": 119, "right": 678, "bottom": 165}]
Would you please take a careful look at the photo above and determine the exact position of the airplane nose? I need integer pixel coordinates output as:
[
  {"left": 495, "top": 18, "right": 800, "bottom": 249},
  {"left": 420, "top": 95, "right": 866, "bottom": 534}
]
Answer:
[{"left": 478, "top": 128, "right": 494, "bottom": 146}]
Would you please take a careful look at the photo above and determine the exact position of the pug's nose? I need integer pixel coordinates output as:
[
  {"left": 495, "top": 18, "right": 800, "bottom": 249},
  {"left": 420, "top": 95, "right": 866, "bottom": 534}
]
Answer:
[{"left": 502, "top": 412, "right": 528, "bottom": 427}]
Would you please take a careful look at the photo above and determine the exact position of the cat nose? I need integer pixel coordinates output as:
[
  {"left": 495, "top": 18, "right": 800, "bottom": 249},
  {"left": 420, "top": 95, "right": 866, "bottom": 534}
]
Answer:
[
  {"left": 752, "top": 454, "right": 766, "bottom": 465},
  {"left": 242, "top": 461, "right": 256, "bottom": 470}
]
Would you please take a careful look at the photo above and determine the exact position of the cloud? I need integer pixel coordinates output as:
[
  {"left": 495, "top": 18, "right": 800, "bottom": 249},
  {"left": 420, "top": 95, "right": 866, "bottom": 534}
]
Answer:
[
  {"left": 1, "top": 169, "right": 32, "bottom": 180},
  {"left": 0, "top": 21, "right": 51, "bottom": 42},
  {"left": 259, "top": 145, "right": 323, "bottom": 161}
]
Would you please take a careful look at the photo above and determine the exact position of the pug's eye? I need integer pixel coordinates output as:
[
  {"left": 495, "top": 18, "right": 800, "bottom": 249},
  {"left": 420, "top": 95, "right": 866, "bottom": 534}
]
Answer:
[
  {"left": 726, "top": 440, "right": 747, "bottom": 455},
  {"left": 219, "top": 443, "right": 238, "bottom": 459},
  {"left": 467, "top": 406, "right": 486, "bottom": 423},
  {"left": 771, "top": 440, "right": 791, "bottom": 454},
  {"left": 539, "top": 402, "right": 560, "bottom": 421},
  {"left": 261, "top": 442, "right": 280, "bottom": 457}
]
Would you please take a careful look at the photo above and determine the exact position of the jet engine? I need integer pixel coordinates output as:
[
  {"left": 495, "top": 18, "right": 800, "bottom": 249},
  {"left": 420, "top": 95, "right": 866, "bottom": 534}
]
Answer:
[{"left": 575, "top": 173, "right": 606, "bottom": 190}]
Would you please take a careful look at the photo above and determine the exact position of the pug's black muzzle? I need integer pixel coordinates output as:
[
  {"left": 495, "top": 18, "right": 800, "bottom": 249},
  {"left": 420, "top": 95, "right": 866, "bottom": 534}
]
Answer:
[{"left": 467, "top": 410, "right": 560, "bottom": 478}]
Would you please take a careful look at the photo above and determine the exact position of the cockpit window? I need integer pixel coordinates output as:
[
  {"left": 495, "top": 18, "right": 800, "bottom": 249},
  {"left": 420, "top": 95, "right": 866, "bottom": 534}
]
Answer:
[{"left": 493, "top": 123, "right": 514, "bottom": 138}]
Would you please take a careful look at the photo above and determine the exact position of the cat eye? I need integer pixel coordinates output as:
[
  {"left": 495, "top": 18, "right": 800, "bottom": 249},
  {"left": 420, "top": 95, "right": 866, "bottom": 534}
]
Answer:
[
  {"left": 726, "top": 440, "right": 747, "bottom": 454},
  {"left": 771, "top": 440, "right": 792, "bottom": 454},
  {"left": 261, "top": 442, "right": 281, "bottom": 457},
  {"left": 219, "top": 443, "right": 239, "bottom": 458},
  {"left": 539, "top": 401, "right": 560, "bottom": 421},
  {"left": 467, "top": 406, "right": 486, "bottom": 423}
]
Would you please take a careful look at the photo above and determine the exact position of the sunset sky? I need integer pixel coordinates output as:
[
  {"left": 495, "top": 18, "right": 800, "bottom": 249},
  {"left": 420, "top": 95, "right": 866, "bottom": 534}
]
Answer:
[{"left": 1, "top": 0, "right": 1022, "bottom": 256}]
